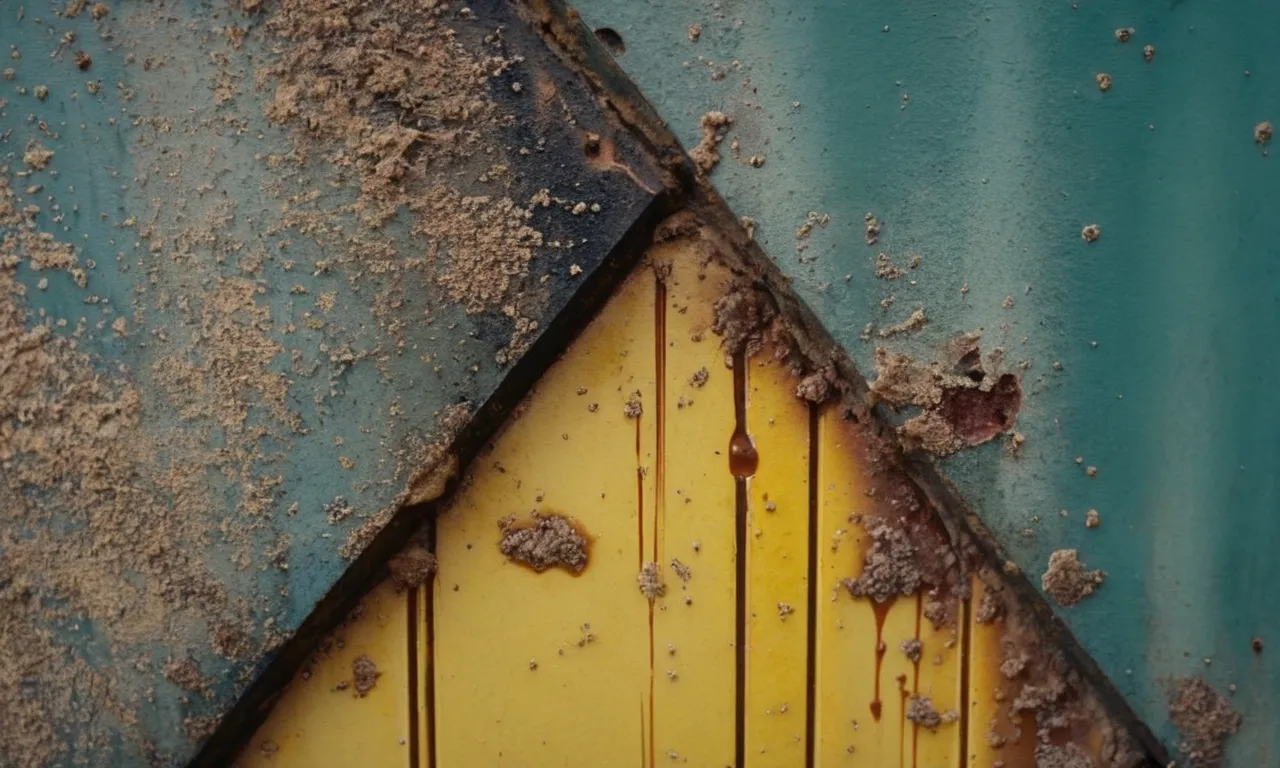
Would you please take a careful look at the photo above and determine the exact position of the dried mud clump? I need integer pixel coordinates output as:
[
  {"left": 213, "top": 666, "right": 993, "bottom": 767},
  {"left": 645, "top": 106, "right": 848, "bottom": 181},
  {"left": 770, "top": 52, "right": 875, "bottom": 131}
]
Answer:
[
  {"left": 1168, "top": 677, "right": 1241, "bottom": 768},
  {"left": 638, "top": 562, "right": 666, "bottom": 601},
  {"left": 21, "top": 141, "right": 54, "bottom": 170},
  {"left": 905, "top": 695, "right": 946, "bottom": 731},
  {"left": 870, "top": 342, "right": 1022, "bottom": 457},
  {"left": 351, "top": 655, "right": 379, "bottom": 697},
  {"left": 842, "top": 517, "right": 954, "bottom": 609},
  {"left": 842, "top": 523, "right": 924, "bottom": 602},
  {"left": 1041, "top": 549, "right": 1105, "bottom": 607},
  {"left": 690, "top": 111, "right": 732, "bottom": 174},
  {"left": 387, "top": 545, "right": 437, "bottom": 590},
  {"left": 711, "top": 283, "right": 791, "bottom": 361},
  {"left": 498, "top": 514, "right": 588, "bottom": 574},
  {"left": 1082, "top": 223, "right": 1102, "bottom": 243}
]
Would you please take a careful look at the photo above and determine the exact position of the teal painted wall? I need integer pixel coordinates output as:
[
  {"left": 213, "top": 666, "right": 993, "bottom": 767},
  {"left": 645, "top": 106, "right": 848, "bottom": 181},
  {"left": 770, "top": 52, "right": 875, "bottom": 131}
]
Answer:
[{"left": 574, "top": 0, "right": 1280, "bottom": 762}]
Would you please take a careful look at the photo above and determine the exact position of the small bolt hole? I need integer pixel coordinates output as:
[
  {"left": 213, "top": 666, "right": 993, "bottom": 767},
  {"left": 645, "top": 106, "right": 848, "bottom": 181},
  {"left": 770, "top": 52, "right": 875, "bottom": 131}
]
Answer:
[{"left": 594, "top": 27, "right": 626, "bottom": 55}]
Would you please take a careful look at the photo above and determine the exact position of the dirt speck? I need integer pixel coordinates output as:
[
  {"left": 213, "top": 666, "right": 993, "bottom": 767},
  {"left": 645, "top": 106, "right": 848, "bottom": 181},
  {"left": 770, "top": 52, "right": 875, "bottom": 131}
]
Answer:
[
  {"left": 1041, "top": 549, "right": 1105, "bottom": 606},
  {"left": 1143, "top": 44, "right": 1156, "bottom": 62},
  {"left": 352, "top": 655, "right": 379, "bottom": 697},
  {"left": 690, "top": 111, "right": 731, "bottom": 174},
  {"left": 874, "top": 252, "right": 905, "bottom": 280},
  {"left": 22, "top": 141, "right": 54, "bottom": 170},
  {"left": 687, "top": 23, "right": 702, "bottom": 42},
  {"left": 905, "top": 695, "right": 943, "bottom": 731},
  {"left": 689, "top": 367, "right": 709, "bottom": 388},
  {"left": 670, "top": 558, "right": 692, "bottom": 582},
  {"left": 1114, "top": 27, "right": 1134, "bottom": 43},
  {"left": 900, "top": 638, "right": 923, "bottom": 663},
  {"left": 1255, "top": 121, "right": 1273, "bottom": 145},
  {"left": 1084, "top": 509, "right": 1100, "bottom": 528},
  {"left": 1167, "top": 677, "right": 1240, "bottom": 768},
  {"left": 624, "top": 391, "right": 643, "bottom": 418},
  {"left": 499, "top": 514, "right": 588, "bottom": 574},
  {"left": 73, "top": 51, "right": 92, "bottom": 70},
  {"left": 1096, "top": 73, "right": 1112, "bottom": 92},
  {"left": 388, "top": 545, "right": 437, "bottom": 590},
  {"left": 638, "top": 562, "right": 665, "bottom": 601},
  {"left": 1082, "top": 224, "right": 1101, "bottom": 242},
  {"left": 878, "top": 307, "right": 928, "bottom": 338}
]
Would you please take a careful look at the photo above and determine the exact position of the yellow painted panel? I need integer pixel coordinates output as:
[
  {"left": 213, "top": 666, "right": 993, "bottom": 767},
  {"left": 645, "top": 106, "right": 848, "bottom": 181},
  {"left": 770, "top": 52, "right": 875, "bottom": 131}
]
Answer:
[
  {"left": 431, "top": 268, "right": 656, "bottom": 767},
  {"left": 913, "top": 596, "right": 963, "bottom": 768},
  {"left": 813, "top": 409, "right": 917, "bottom": 766},
  {"left": 649, "top": 247, "right": 737, "bottom": 765},
  {"left": 967, "top": 576, "right": 1036, "bottom": 767},
  {"left": 236, "top": 581, "right": 411, "bottom": 768},
  {"left": 743, "top": 353, "right": 811, "bottom": 766},
  {"left": 415, "top": 586, "right": 433, "bottom": 768}
]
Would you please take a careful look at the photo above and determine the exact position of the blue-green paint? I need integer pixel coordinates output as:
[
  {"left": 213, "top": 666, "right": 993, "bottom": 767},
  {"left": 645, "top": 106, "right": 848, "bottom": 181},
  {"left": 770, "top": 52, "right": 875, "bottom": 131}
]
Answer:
[
  {"left": 1, "top": 0, "right": 661, "bottom": 763},
  {"left": 575, "top": 0, "right": 1279, "bottom": 762}
]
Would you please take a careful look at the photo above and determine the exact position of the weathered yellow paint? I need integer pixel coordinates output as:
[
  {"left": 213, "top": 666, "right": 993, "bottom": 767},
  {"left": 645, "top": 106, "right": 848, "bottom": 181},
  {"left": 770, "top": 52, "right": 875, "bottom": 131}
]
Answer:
[
  {"left": 967, "top": 575, "right": 1036, "bottom": 767},
  {"left": 742, "top": 352, "right": 812, "bottom": 766},
  {"left": 813, "top": 411, "right": 965, "bottom": 767},
  {"left": 236, "top": 581, "right": 411, "bottom": 768},
  {"left": 913, "top": 596, "right": 963, "bottom": 768},
  {"left": 431, "top": 266, "right": 657, "bottom": 767},
  {"left": 649, "top": 247, "right": 738, "bottom": 766},
  {"left": 415, "top": 586, "right": 433, "bottom": 768},
  {"left": 813, "top": 407, "right": 876, "bottom": 765}
]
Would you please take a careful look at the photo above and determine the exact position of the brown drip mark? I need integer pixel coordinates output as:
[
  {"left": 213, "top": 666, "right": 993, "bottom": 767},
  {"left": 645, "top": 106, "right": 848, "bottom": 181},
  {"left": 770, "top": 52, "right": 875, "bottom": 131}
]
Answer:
[
  {"left": 729, "top": 353, "right": 759, "bottom": 479},
  {"left": 957, "top": 594, "right": 971, "bottom": 768},
  {"left": 636, "top": 416, "right": 644, "bottom": 570},
  {"left": 731, "top": 349, "right": 751, "bottom": 768},
  {"left": 647, "top": 276, "right": 667, "bottom": 768},
  {"left": 870, "top": 598, "right": 895, "bottom": 721}
]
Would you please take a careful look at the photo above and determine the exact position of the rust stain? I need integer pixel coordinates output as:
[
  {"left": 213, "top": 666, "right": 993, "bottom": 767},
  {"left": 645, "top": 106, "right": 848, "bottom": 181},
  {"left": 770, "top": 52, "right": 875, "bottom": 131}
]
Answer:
[
  {"left": 729, "top": 354, "right": 758, "bottom": 479},
  {"left": 870, "top": 598, "right": 895, "bottom": 722}
]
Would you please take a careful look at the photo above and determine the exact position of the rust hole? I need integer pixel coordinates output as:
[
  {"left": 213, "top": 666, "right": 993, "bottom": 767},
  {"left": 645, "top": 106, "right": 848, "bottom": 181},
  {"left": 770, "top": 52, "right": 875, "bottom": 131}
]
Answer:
[
  {"left": 938, "top": 373, "right": 1023, "bottom": 445},
  {"left": 593, "top": 27, "right": 626, "bottom": 56}
]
